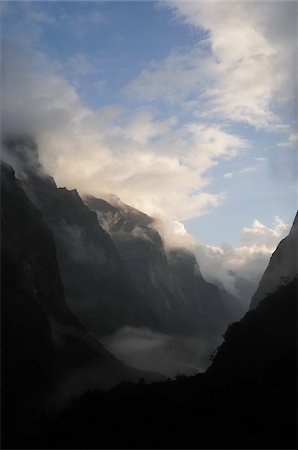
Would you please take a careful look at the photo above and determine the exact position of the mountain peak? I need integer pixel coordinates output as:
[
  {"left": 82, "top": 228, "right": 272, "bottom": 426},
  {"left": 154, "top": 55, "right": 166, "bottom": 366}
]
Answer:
[
  {"left": 250, "top": 210, "right": 298, "bottom": 309},
  {"left": 2, "top": 135, "right": 41, "bottom": 173}
]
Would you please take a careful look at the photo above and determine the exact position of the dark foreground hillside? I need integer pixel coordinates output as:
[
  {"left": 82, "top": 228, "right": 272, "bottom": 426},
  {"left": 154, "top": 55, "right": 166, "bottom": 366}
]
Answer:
[
  {"left": 20, "top": 278, "right": 297, "bottom": 449},
  {"left": 0, "top": 162, "right": 161, "bottom": 449}
]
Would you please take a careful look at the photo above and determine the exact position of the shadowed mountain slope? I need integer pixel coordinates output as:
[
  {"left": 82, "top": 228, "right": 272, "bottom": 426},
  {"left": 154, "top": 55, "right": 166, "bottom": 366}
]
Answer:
[
  {"left": 2, "top": 137, "right": 159, "bottom": 337},
  {"left": 36, "top": 277, "right": 297, "bottom": 449},
  {"left": 86, "top": 195, "right": 241, "bottom": 336},
  {"left": 40, "top": 219, "right": 297, "bottom": 449},
  {"left": 250, "top": 212, "right": 297, "bottom": 309},
  {"left": 2, "top": 136, "right": 242, "bottom": 341},
  {"left": 1, "top": 161, "right": 162, "bottom": 448}
]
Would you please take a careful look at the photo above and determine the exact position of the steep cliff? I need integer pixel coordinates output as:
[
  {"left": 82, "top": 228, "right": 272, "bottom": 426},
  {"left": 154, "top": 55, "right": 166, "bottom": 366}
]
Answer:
[
  {"left": 168, "top": 248, "right": 243, "bottom": 329},
  {"left": 1, "top": 161, "right": 162, "bottom": 448},
  {"left": 250, "top": 212, "right": 297, "bottom": 309},
  {"left": 2, "top": 137, "right": 158, "bottom": 337},
  {"left": 86, "top": 196, "right": 237, "bottom": 336}
]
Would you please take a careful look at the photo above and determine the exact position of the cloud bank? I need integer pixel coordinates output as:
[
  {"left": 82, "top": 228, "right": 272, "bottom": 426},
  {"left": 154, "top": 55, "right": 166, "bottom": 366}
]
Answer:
[
  {"left": 1, "top": 2, "right": 295, "bottom": 301},
  {"left": 1, "top": 40, "right": 247, "bottom": 222},
  {"left": 152, "top": 214, "right": 291, "bottom": 304},
  {"left": 129, "top": 1, "right": 297, "bottom": 130}
]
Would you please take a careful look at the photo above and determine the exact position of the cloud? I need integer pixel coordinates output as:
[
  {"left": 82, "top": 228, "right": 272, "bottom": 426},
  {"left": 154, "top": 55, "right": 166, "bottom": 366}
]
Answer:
[
  {"left": 1, "top": 40, "right": 247, "bottom": 222},
  {"left": 122, "top": 110, "right": 177, "bottom": 145},
  {"left": 127, "top": 1, "right": 297, "bottom": 129},
  {"left": 192, "top": 216, "right": 291, "bottom": 300},
  {"left": 154, "top": 213, "right": 291, "bottom": 303},
  {"left": 278, "top": 131, "right": 298, "bottom": 149},
  {"left": 239, "top": 166, "right": 257, "bottom": 174},
  {"left": 102, "top": 326, "right": 218, "bottom": 377}
]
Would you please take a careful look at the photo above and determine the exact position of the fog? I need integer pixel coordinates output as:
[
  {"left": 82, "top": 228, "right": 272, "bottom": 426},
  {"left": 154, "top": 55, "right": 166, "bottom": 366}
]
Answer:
[{"left": 102, "top": 326, "right": 221, "bottom": 378}]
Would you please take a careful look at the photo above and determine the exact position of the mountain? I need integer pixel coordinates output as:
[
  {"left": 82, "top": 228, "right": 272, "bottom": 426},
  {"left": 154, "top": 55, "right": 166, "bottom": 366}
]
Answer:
[
  {"left": 167, "top": 247, "right": 243, "bottom": 327},
  {"left": 43, "top": 225, "right": 296, "bottom": 449},
  {"left": 3, "top": 136, "right": 241, "bottom": 341},
  {"left": 86, "top": 196, "right": 240, "bottom": 336},
  {"left": 2, "top": 137, "right": 295, "bottom": 449},
  {"left": 2, "top": 136, "right": 158, "bottom": 337},
  {"left": 85, "top": 196, "right": 194, "bottom": 333},
  {"left": 41, "top": 273, "right": 297, "bottom": 449},
  {"left": 217, "top": 284, "right": 245, "bottom": 319},
  {"left": 1, "top": 160, "right": 163, "bottom": 447},
  {"left": 250, "top": 212, "right": 298, "bottom": 309},
  {"left": 1, "top": 162, "right": 113, "bottom": 442}
]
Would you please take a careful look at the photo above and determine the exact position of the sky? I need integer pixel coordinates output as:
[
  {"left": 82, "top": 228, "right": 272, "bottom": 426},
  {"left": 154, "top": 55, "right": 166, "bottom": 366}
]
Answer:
[{"left": 1, "top": 1, "right": 297, "bottom": 296}]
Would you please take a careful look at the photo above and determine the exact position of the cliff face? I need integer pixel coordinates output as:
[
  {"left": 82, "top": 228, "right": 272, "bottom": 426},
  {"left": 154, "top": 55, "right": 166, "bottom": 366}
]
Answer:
[
  {"left": 1, "top": 162, "right": 112, "bottom": 439},
  {"left": 1, "top": 160, "right": 162, "bottom": 447},
  {"left": 2, "top": 137, "right": 158, "bottom": 337},
  {"left": 85, "top": 196, "right": 192, "bottom": 333},
  {"left": 2, "top": 136, "right": 240, "bottom": 342},
  {"left": 86, "top": 196, "right": 238, "bottom": 336},
  {"left": 167, "top": 248, "right": 243, "bottom": 331},
  {"left": 250, "top": 212, "right": 298, "bottom": 309}
]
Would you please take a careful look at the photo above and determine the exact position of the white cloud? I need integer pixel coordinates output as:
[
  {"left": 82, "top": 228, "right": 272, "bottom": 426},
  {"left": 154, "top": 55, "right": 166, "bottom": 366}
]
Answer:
[
  {"left": 278, "top": 131, "right": 298, "bottom": 149},
  {"left": 1, "top": 40, "right": 247, "bottom": 222},
  {"left": 239, "top": 166, "right": 257, "bottom": 174},
  {"left": 192, "top": 216, "right": 291, "bottom": 298},
  {"left": 122, "top": 110, "right": 177, "bottom": 145},
  {"left": 127, "top": 1, "right": 297, "bottom": 129},
  {"left": 241, "top": 216, "right": 290, "bottom": 250},
  {"left": 153, "top": 213, "right": 290, "bottom": 303}
]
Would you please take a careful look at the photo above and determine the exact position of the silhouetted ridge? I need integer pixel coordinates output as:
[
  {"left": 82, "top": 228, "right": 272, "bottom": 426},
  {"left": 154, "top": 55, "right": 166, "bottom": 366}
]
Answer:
[
  {"left": 41, "top": 278, "right": 296, "bottom": 449},
  {"left": 1, "top": 137, "right": 296, "bottom": 449},
  {"left": 1, "top": 162, "right": 112, "bottom": 444},
  {"left": 1, "top": 160, "right": 164, "bottom": 448},
  {"left": 250, "top": 211, "right": 298, "bottom": 309},
  {"left": 209, "top": 277, "right": 297, "bottom": 382}
]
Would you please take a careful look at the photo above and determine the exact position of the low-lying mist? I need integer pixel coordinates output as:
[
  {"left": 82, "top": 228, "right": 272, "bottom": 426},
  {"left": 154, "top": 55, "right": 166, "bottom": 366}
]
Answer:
[{"left": 102, "top": 326, "right": 221, "bottom": 378}]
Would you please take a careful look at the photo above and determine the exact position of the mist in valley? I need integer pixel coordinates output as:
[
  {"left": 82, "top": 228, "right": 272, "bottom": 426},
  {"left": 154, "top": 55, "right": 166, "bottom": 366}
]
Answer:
[{"left": 102, "top": 326, "right": 220, "bottom": 378}]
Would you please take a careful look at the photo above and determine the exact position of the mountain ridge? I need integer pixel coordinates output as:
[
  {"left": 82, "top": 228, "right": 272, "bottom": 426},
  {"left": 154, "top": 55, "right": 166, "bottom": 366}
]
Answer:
[
  {"left": 86, "top": 194, "right": 241, "bottom": 336},
  {"left": 250, "top": 211, "right": 298, "bottom": 309}
]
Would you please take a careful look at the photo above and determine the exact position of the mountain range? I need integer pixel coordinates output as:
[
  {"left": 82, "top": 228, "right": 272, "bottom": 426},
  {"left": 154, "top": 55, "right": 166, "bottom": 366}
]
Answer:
[
  {"left": 1, "top": 135, "right": 296, "bottom": 449},
  {"left": 43, "top": 214, "right": 297, "bottom": 449},
  {"left": 3, "top": 136, "right": 241, "bottom": 341}
]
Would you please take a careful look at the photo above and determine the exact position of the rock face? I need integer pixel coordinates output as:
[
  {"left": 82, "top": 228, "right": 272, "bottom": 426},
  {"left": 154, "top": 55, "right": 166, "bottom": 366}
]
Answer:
[
  {"left": 2, "top": 136, "right": 241, "bottom": 341},
  {"left": 86, "top": 196, "right": 238, "bottom": 336},
  {"left": 85, "top": 196, "right": 194, "bottom": 333},
  {"left": 167, "top": 248, "right": 242, "bottom": 332},
  {"left": 2, "top": 137, "right": 157, "bottom": 337},
  {"left": 1, "top": 162, "right": 126, "bottom": 440},
  {"left": 250, "top": 212, "right": 298, "bottom": 309}
]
